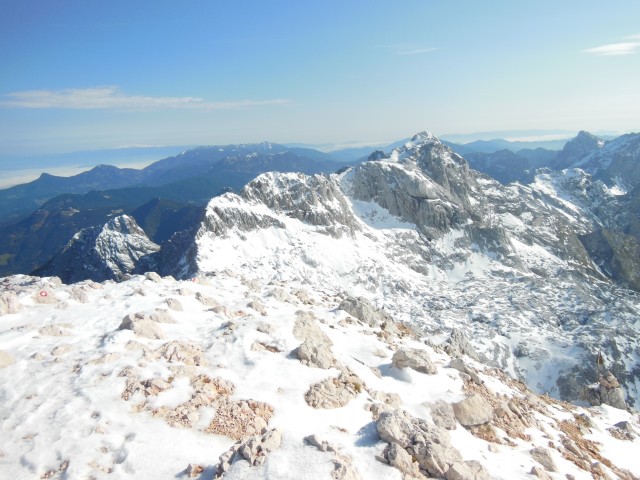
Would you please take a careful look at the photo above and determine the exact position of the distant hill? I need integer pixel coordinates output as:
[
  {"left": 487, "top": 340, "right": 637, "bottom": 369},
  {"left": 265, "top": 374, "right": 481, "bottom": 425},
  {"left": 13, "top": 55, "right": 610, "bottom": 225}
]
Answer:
[{"left": 0, "top": 143, "right": 345, "bottom": 225}]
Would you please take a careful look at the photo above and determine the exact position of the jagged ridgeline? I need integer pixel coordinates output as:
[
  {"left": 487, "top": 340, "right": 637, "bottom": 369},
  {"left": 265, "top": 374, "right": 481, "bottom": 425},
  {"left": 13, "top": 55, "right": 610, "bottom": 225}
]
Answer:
[{"left": 1, "top": 131, "right": 640, "bottom": 478}]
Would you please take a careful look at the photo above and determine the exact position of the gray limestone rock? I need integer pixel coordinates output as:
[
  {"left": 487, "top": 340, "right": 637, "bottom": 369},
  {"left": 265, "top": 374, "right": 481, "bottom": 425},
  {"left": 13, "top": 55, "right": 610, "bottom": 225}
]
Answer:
[
  {"left": 583, "top": 371, "right": 627, "bottom": 410},
  {"left": 376, "top": 409, "right": 463, "bottom": 477},
  {"left": 530, "top": 446, "right": 558, "bottom": 473},
  {"left": 217, "top": 428, "right": 282, "bottom": 475},
  {"left": 392, "top": 348, "right": 437, "bottom": 375},
  {"left": 452, "top": 395, "right": 493, "bottom": 426},
  {"left": 166, "top": 298, "right": 183, "bottom": 311},
  {"left": 293, "top": 313, "right": 336, "bottom": 369},
  {"left": 385, "top": 443, "right": 425, "bottom": 479}
]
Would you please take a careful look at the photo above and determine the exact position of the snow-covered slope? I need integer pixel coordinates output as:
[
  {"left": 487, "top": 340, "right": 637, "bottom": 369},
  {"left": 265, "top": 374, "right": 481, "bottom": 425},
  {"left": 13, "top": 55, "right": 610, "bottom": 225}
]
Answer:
[
  {"left": 1, "top": 273, "right": 638, "bottom": 479},
  {"left": 181, "top": 133, "right": 640, "bottom": 410}
]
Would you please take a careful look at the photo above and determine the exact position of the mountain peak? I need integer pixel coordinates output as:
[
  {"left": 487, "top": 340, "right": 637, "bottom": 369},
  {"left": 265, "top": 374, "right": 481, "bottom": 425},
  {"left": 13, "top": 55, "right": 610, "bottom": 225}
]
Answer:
[
  {"left": 410, "top": 131, "right": 440, "bottom": 145},
  {"left": 551, "top": 130, "right": 604, "bottom": 169}
]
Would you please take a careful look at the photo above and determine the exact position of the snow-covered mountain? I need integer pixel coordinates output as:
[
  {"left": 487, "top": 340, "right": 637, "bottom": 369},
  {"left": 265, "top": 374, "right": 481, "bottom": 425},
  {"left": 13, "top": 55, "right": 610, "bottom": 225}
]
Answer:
[
  {"left": 138, "top": 132, "right": 637, "bottom": 412},
  {"left": 3, "top": 130, "right": 640, "bottom": 479},
  {"left": 35, "top": 215, "right": 160, "bottom": 283},
  {"left": 570, "top": 133, "right": 640, "bottom": 192}
]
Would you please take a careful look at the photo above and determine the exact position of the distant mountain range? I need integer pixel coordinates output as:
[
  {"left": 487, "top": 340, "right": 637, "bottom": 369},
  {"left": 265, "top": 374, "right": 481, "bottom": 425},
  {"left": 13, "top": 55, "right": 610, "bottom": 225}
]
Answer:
[
  {"left": 0, "top": 143, "right": 355, "bottom": 276},
  {"left": 2, "top": 130, "right": 639, "bottom": 281}
]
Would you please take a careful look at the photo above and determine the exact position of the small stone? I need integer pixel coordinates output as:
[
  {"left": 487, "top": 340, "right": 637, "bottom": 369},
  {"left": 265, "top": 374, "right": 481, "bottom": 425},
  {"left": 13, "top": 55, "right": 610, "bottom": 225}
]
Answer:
[
  {"left": 530, "top": 446, "right": 558, "bottom": 473},
  {"left": 166, "top": 298, "right": 183, "bottom": 311},
  {"left": 145, "top": 272, "right": 162, "bottom": 283},
  {"left": 51, "top": 344, "right": 72, "bottom": 356},
  {"left": 0, "top": 350, "right": 15, "bottom": 368}
]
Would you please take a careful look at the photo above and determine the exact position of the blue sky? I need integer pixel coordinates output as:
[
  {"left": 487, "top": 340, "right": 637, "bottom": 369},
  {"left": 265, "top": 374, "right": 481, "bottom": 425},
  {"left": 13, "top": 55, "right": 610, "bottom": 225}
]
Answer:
[{"left": 1, "top": 0, "right": 639, "bottom": 155}]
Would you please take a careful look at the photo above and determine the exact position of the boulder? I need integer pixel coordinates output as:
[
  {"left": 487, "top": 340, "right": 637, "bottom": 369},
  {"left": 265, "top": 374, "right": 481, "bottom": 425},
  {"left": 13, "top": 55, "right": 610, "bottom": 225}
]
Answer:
[
  {"left": 166, "top": 298, "right": 183, "bottom": 311},
  {"left": 293, "top": 313, "right": 336, "bottom": 369},
  {"left": 305, "top": 370, "right": 363, "bottom": 409},
  {"left": 152, "top": 341, "right": 208, "bottom": 366},
  {"left": 584, "top": 371, "right": 627, "bottom": 410},
  {"left": 530, "top": 446, "right": 557, "bottom": 473},
  {"left": 248, "top": 299, "right": 267, "bottom": 316},
  {"left": 529, "top": 466, "right": 553, "bottom": 479},
  {"left": 195, "top": 291, "right": 219, "bottom": 308},
  {"left": 452, "top": 395, "right": 493, "bottom": 426},
  {"left": 376, "top": 409, "right": 463, "bottom": 477},
  {"left": 145, "top": 272, "right": 162, "bottom": 283},
  {"left": 296, "top": 340, "right": 336, "bottom": 369},
  {"left": 118, "top": 313, "right": 165, "bottom": 339},
  {"left": 392, "top": 348, "right": 437, "bottom": 374}
]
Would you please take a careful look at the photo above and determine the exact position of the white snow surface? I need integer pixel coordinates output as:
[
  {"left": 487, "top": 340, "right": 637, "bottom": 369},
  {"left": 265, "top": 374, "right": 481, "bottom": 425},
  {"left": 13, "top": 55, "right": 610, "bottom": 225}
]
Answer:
[{"left": 1, "top": 273, "right": 638, "bottom": 479}]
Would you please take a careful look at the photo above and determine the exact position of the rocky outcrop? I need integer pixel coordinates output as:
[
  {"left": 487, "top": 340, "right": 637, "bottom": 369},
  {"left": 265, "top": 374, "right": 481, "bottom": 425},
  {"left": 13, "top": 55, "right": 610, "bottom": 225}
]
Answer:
[
  {"left": 530, "top": 446, "right": 558, "bottom": 473},
  {"left": 305, "top": 435, "right": 362, "bottom": 480},
  {"left": 449, "top": 358, "right": 482, "bottom": 385},
  {"left": 216, "top": 428, "right": 282, "bottom": 477},
  {"left": 584, "top": 371, "right": 627, "bottom": 410},
  {"left": 427, "top": 400, "right": 457, "bottom": 430},
  {"left": 377, "top": 409, "right": 465, "bottom": 478}
]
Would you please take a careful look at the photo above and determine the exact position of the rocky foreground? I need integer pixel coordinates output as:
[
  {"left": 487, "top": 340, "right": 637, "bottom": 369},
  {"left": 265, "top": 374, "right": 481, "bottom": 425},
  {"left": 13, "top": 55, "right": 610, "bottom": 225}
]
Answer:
[{"left": 1, "top": 273, "right": 639, "bottom": 479}]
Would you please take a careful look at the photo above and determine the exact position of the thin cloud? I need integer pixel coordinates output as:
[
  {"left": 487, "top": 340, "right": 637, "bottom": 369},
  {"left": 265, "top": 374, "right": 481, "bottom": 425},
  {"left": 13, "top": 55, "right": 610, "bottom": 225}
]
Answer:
[
  {"left": 583, "top": 41, "right": 640, "bottom": 56},
  {"left": 0, "top": 86, "right": 292, "bottom": 110}
]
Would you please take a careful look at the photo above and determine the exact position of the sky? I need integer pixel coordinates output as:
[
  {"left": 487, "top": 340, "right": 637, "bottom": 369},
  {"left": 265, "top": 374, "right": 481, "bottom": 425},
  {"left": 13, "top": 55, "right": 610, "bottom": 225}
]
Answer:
[{"left": 0, "top": 0, "right": 639, "bottom": 158}]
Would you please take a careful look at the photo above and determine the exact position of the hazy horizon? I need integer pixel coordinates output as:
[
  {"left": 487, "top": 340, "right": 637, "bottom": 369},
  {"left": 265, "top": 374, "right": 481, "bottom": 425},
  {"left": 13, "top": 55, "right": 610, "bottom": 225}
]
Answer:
[{"left": 1, "top": 1, "right": 639, "bottom": 160}]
